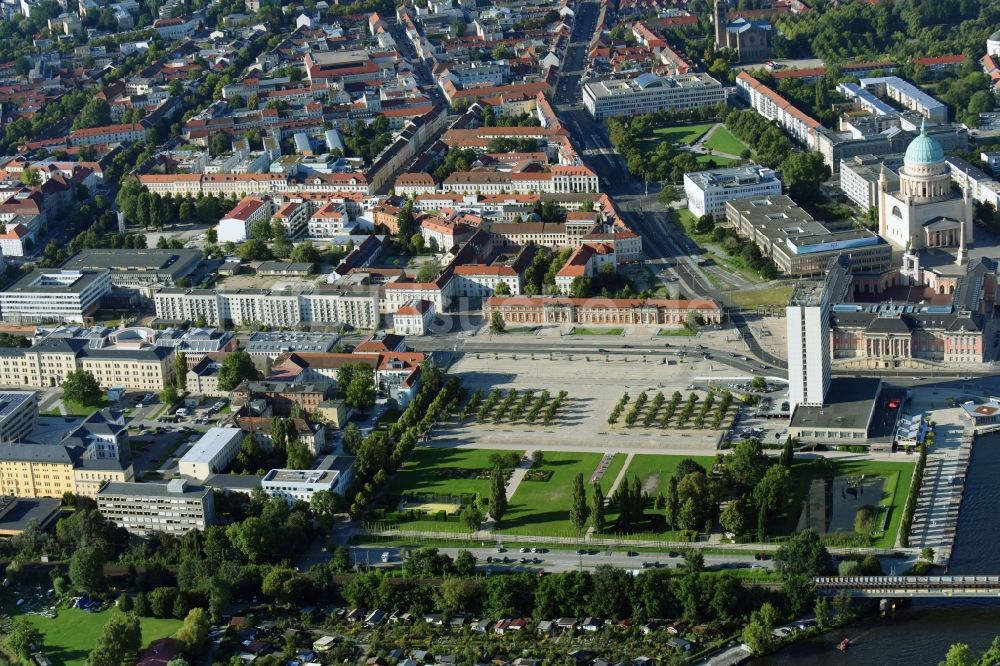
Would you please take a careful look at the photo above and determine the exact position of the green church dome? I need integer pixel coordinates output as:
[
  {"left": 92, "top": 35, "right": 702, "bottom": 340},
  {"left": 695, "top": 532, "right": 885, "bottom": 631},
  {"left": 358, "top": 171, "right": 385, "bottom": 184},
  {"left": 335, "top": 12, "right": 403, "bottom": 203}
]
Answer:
[{"left": 904, "top": 123, "right": 945, "bottom": 166}]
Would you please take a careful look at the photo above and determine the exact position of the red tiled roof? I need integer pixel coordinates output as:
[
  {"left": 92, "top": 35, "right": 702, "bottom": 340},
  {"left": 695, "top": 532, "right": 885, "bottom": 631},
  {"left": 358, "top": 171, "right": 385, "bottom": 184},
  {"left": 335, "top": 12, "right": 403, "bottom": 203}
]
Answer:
[
  {"left": 913, "top": 55, "right": 966, "bottom": 66},
  {"left": 486, "top": 296, "right": 722, "bottom": 310},
  {"left": 224, "top": 196, "right": 267, "bottom": 221}
]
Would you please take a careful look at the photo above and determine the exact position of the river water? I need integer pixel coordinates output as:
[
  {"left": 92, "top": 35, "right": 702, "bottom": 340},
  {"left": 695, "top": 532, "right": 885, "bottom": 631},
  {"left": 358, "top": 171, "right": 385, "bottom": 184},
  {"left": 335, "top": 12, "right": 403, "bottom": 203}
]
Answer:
[{"left": 757, "top": 434, "right": 1000, "bottom": 665}]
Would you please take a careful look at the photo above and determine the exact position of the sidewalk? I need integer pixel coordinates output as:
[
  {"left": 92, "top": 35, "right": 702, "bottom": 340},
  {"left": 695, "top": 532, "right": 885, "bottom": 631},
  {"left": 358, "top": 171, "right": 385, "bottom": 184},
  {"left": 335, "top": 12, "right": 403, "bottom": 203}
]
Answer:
[
  {"left": 907, "top": 391, "right": 979, "bottom": 564},
  {"left": 480, "top": 451, "right": 534, "bottom": 531}
]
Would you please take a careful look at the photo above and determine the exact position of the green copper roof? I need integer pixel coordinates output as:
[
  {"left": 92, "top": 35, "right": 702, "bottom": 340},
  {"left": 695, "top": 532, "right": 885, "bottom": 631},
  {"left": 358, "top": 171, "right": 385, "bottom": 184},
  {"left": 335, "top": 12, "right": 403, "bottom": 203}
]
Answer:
[{"left": 904, "top": 122, "right": 945, "bottom": 166}]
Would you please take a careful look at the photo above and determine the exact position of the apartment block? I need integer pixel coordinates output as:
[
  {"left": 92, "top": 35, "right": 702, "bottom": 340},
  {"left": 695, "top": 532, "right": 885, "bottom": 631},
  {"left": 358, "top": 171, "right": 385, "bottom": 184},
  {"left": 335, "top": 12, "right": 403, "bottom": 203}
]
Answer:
[
  {"left": 154, "top": 286, "right": 379, "bottom": 330},
  {"left": 97, "top": 478, "right": 215, "bottom": 536},
  {"left": 736, "top": 72, "right": 820, "bottom": 149}
]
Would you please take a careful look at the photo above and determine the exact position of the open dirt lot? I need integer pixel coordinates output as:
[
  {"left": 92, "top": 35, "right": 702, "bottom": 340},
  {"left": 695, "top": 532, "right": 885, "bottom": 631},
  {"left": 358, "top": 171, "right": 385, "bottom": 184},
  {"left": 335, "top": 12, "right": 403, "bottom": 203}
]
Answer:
[{"left": 430, "top": 354, "right": 726, "bottom": 455}]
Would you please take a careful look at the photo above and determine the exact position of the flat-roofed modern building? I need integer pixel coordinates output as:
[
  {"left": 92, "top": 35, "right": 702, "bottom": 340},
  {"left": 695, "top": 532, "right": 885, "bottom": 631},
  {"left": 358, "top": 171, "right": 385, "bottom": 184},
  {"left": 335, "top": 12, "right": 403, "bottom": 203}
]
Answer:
[
  {"left": 684, "top": 165, "right": 781, "bottom": 219},
  {"left": 0, "top": 391, "right": 37, "bottom": 444},
  {"left": 97, "top": 478, "right": 215, "bottom": 536},
  {"left": 262, "top": 459, "right": 354, "bottom": 504},
  {"left": 583, "top": 72, "right": 725, "bottom": 120},
  {"left": 725, "top": 195, "right": 892, "bottom": 277},
  {"left": 0, "top": 269, "right": 111, "bottom": 324},
  {"left": 178, "top": 427, "right": 243, "bottom": 480},
  {"left": 853, "top": 77, "right": 948, "bottom": 122},
  {"left": 245, "top": 331, "right": 340, "bottom": 359},
  {"left": 839, "top": 154, "right": 903, "bottom": 212},
  {"left": 786, "top": 377, "right": 883, "bottom": 445},
  {"left": 61, "top": 249, "right": 203, "bottom": 293}
]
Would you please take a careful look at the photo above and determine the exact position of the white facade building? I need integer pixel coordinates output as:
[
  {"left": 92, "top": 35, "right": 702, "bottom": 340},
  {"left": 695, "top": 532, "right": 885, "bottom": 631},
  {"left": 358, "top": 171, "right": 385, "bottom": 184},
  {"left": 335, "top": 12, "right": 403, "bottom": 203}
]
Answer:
[
  {"left": 262, "top": 464, "right": 354, "bottom": 504},
  {"left": 218, "top": 197, "right": 272, "bottom": 244},
  {"left": 154, "top": 286, "right": 380, "bottom": 330},
  {"left": 178, "top": 427, "right": 243, "bottom": 480},
  {"left": 308, "top": 202, "right": 348, "bottom": 238},
  {"left": 989, "top": 30, "right": 1000, "bottom": 58},
  {"left": 583, "top": 72, "right": 725, "bottom": 120},
  {"left": 786, "top": 256, "right": 852, "bottom": 408},
  {"left": 393, "top": 299, "right": 434, "bottom": 336},
  {"left": 0, "top": 269, "right": 111, "bottom": 324},
  {"left": 683, "top": 165, "right": 781, "bottom": 219}
]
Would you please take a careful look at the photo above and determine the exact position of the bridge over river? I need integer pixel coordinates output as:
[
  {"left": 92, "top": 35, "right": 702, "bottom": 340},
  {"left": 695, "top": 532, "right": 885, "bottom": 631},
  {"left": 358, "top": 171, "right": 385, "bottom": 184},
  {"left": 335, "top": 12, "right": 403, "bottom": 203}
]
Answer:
[{"left": 815, "top": 575, "right": 1000, "bottom": 598}]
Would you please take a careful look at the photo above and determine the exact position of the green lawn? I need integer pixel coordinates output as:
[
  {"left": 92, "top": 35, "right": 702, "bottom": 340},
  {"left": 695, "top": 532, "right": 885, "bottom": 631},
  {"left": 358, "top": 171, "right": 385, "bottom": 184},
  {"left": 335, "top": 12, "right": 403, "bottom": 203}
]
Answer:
[
  {"left": 780, "top": 459, "right": 914, "bottom": 547},
  {"left": 651, "top": 122, "right": 716, "bottom": 145},
  {"left": 728, "top": 285, "right": 794, "bottom": 309},
  {"left": 673, "top": 209, "right": 710, "bottom": 243},
  {"left": 594, "top": 453, "right": 628, "bottom": 493},
  {"left": 704, "top": 126, "right": 747, "bottom": 156},
  {"left": 386, "top": 448, "right": 523, "bottom": 501},
  {"left": 498, "top": 326, "right": 539, "bottom": 335},
  {"left": 42, "top": 398, "right": 107, "bottom": 417},
  {"left": 696, "top": 153, "right": 737, "bottom": 167},
  {"left": 498, "top": 452, "right": 606, "bottom": 536},
  {"left": 623, "top": 454, "right": 717, "bottom": 498},
  {"left": 26, "top": 608, "right": 181, "bottom": 666},
  {"left": 598, "top": 454, "right": 717, "bottom": 539},
  {"left": 570, "top": 327, "right": 624, "bottom": 336},
  {"left": 657, "top": 326, "right": 696, "bottom": 336}
]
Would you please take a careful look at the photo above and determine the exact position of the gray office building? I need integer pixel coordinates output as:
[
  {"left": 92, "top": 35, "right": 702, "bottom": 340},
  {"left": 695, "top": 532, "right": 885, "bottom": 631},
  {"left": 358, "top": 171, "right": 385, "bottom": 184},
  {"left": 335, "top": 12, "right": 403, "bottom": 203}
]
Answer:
[{"left": 96, "top": 478, "right": 215, "bottom": 536}]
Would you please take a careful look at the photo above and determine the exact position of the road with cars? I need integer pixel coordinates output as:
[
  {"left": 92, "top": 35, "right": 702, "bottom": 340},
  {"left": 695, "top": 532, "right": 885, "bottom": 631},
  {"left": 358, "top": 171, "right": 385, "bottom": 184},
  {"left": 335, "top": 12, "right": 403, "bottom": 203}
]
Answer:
[
  {"left": 348, "top": 544, "right": 778, "bottom": 575},
  {"left": 552, "top": 1, "right": 601, "bottom": 106}
]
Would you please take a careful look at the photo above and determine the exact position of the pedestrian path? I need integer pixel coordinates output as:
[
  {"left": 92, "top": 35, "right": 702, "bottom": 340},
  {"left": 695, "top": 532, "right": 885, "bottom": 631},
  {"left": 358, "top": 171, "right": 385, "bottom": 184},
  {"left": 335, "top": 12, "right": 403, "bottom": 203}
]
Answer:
[
  {"left": 605, "top": 452, "right": 634, "bottom": 496},
  {"left": 590, "top": 452, "right": 617, "bottom": 485},
  {"left": 504, "top": 450, "right": 534, "bottom": 501},
  {"left": 908, "top": 408, "right": 971, "bottom": 565},
  {"left": 481, "top": 450, "right": 534, "bottom": 532}
]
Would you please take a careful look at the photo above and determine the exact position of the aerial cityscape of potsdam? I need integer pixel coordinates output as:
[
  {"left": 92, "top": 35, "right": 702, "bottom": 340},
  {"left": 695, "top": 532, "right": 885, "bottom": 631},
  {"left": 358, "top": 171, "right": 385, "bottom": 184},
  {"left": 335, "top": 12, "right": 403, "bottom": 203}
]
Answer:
[{"left": 1, "top": 0, "right": 1000, "bottom": 663}]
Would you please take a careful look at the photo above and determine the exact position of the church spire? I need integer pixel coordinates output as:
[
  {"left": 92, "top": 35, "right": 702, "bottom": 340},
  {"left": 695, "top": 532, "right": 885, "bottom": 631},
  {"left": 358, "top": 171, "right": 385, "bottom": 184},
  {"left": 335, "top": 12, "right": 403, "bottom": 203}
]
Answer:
[{"left": 958, "top": 213, "right": 967, "bottom": 266}]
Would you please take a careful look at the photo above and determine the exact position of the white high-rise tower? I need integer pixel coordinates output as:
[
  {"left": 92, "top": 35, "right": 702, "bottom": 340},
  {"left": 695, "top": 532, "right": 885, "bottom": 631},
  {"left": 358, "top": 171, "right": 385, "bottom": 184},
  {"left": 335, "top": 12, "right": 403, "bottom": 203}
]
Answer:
[{"left": 786, "top": 256, "right": 853, "bottom": 409}]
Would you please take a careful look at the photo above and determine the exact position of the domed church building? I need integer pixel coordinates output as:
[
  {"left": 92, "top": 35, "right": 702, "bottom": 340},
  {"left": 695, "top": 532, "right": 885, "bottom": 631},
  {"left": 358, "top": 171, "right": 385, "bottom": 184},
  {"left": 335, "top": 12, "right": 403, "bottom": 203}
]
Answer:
[{"left": 877, "top": 120, "right": 972, "bottom": 257}]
